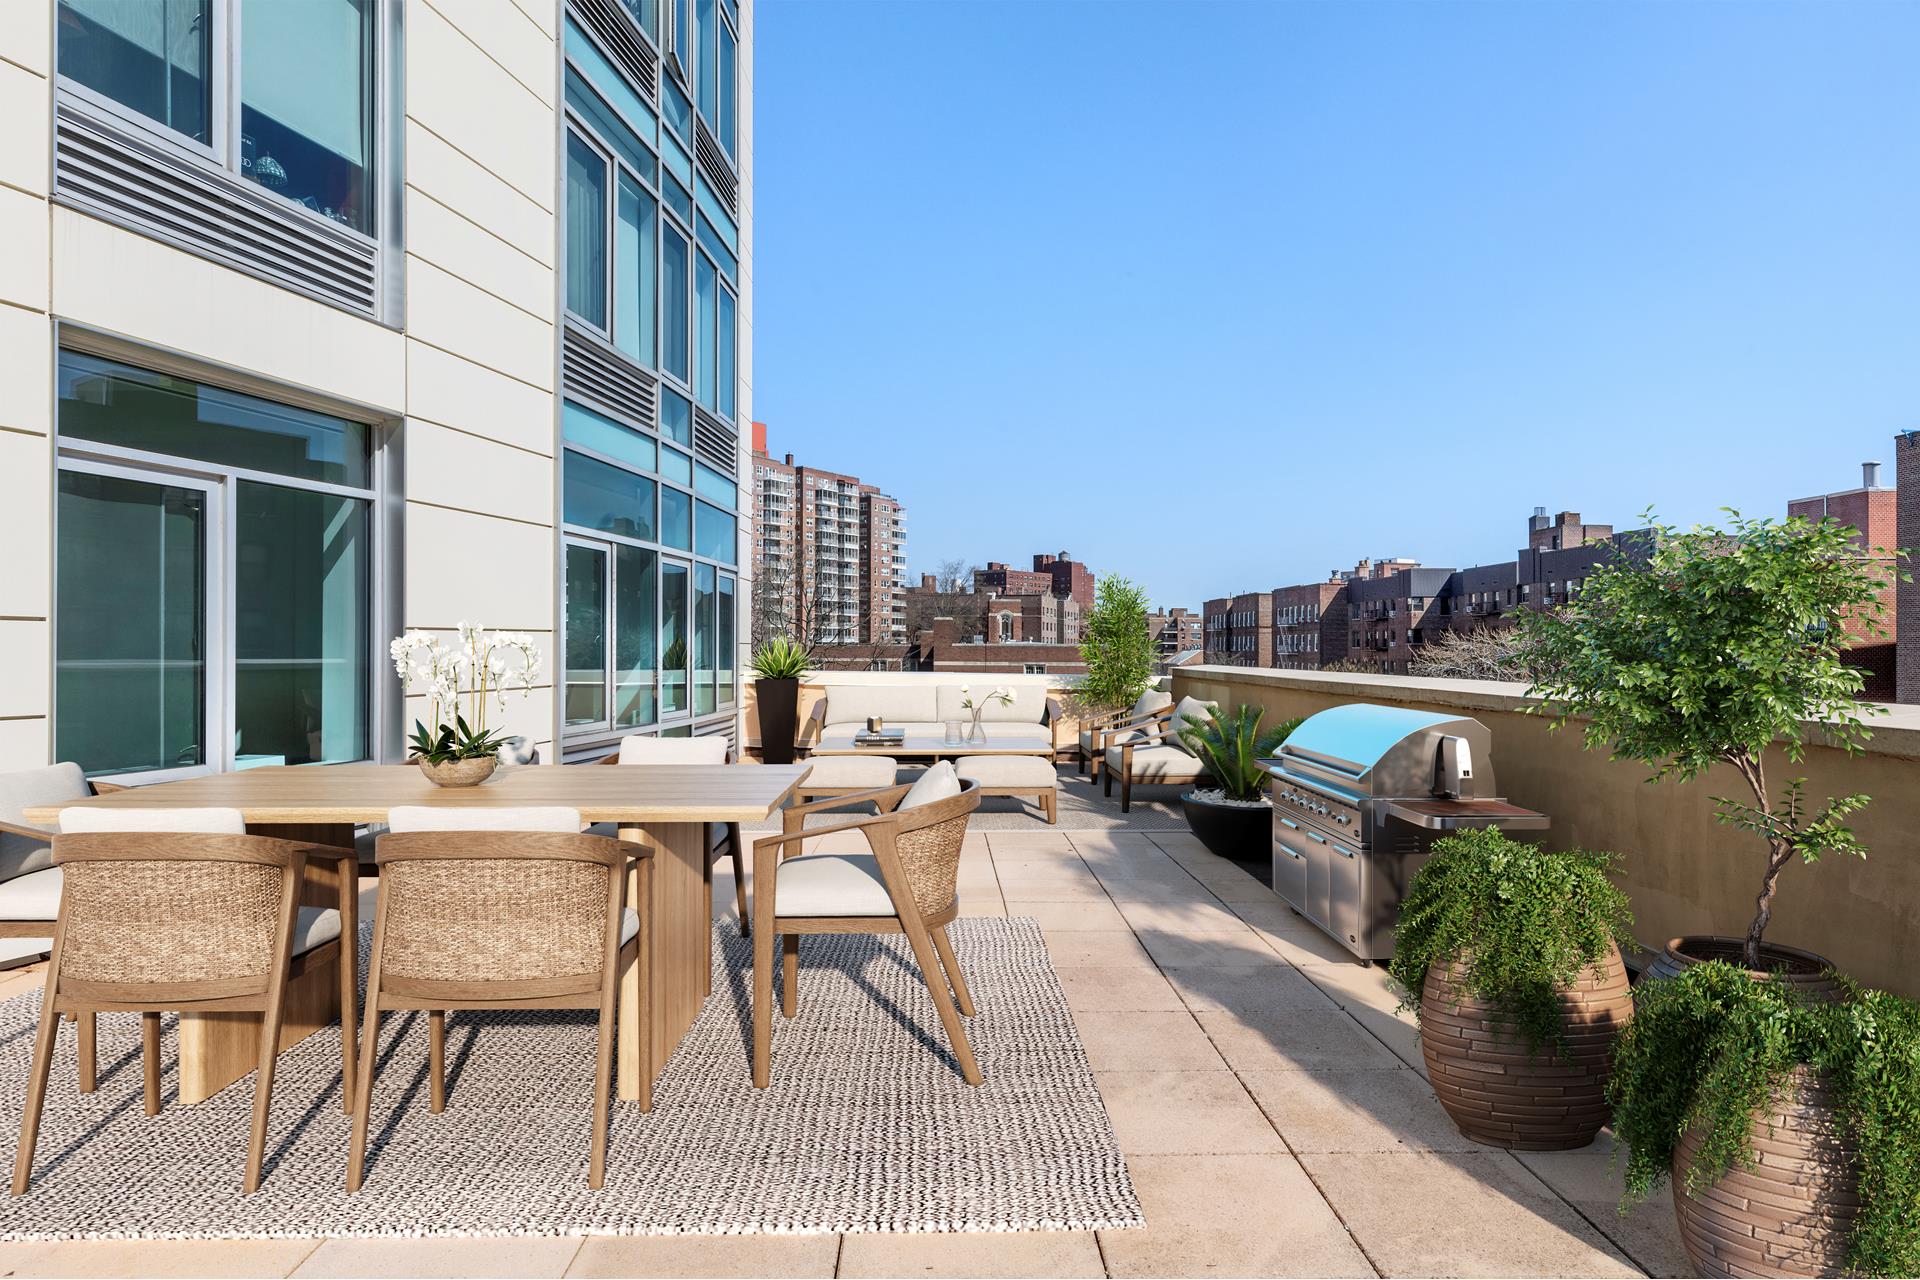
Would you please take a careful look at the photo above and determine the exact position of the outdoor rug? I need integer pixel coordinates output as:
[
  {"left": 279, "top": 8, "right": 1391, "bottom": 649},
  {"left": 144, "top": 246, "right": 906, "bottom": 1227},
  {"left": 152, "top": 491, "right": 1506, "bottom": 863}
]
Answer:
[{"left": 0, "top": 919, "right": 1142, "bottom": 1240}]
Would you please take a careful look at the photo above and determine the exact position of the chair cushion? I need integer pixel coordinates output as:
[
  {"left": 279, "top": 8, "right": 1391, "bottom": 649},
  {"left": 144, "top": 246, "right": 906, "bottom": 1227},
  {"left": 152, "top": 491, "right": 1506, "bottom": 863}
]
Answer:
[
  {"left": 955, "top": 756, "right": 1058, "bottom": 787},
  {"left": 820, "top": 685, "right": 938, "bottom": 727},
  {"left": 292, "top": 906, "right": 342, "bottom": 957},
  {"left": 621, "top": 907, "right": 639, "bottom": 945},
  {"left": 798, "top": 756, "right": 899, "bottom": 789},
  {"left": 1162, "top": 696, "right": 1219, "bottom": 755},
  {"left": 58, "top": 807, "right": 246, "bottom": 834},
  {"left": 1106, "top": 742, "right": 1211, "bottom": 781},
  {"left": 900, "top": 761, "right": 961, "bottom": 810},
  {"left": 616, "top": 735, "right": 728, "bottom": 765},
  {"left": 1134, "top": 689, "right": 1175, "bottom": 745},
  {"left": 0, "top": 868, "right": 63, "bottom": 921},
  {"left": 0, "top": 763, "right": 88, "bottom": 882},
  {"left": 387, "top": 807, "right": 581, "bottom": 833},
  {"left": 775, "top": 853, "right": 896, "bottom": 917}
]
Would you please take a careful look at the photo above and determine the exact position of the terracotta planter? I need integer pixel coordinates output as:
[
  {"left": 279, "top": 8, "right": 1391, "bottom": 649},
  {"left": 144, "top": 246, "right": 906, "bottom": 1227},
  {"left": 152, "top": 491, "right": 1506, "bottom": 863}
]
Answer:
[
  {"left": 414, "top": 756, "right": 498, "bottom": 788},
  {"left": 1642, "top": 936, "right": 1842, "bottom": 1002},
  {"left": 1180, "top": 792, "right": 1270, "bottom": 862},
  {"left": 1672, "top": 1067, "right": 1860, "bottom": 1279},
  {"left": 756, "top": 677, "right": 799, "bottom": 765},
  {"left": 1419, "top": 944, "right": 1632, "bottom": 1150}
]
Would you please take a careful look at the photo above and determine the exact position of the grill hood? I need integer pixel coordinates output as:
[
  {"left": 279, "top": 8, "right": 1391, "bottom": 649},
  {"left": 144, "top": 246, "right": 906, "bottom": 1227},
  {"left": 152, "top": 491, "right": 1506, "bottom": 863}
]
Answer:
[{"left": 1276, "top": 703, "right": 1496, "bottom": 800}]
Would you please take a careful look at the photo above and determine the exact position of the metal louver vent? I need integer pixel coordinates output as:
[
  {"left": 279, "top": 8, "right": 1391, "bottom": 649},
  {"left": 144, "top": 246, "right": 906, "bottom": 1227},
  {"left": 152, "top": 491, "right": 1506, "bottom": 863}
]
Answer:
[
  {"left": 569, "top": 0, "right": 658, "bottom": 102},
  {"left": 562, "top": 319, "right": 659, "bottom": 428},
  {"left": 54, "top": 103, "right": 379, "bottom": 317},
  {"left": 693, "top": 118, "right": 737, "bottom": 212},
  {"left": 693, "top": 406, "right": 738, "bottom": 475}
]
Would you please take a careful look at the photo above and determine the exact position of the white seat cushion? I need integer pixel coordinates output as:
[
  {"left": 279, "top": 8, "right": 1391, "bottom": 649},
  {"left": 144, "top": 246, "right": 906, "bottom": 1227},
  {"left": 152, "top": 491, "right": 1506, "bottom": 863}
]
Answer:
[
  {"left": 292, "top": 905, "right": 342, "bottom": 957},
  {"left": 775, "top": 853, "right": 896, "bottom": 917},
  {"left": 956, "top": 756, "right": 1058, "bottom": 787},
  {"left": 0, "top": 868, "right": 63, "bottom": 921},
  {"left": 1161, "top": 696, "right": 1219, "bottom": 755},
  {"left": 616, "top": 735, "right": 728, "bottom": 765},
  {"left": 0, "top": 763, "right": 89, "bottom": 882},
  {"left": 621, "top": 907, "right": 639, "bottom": 945},
  {"left": 59, "top": 807, "right": 246, "bottom": 834},
  {"left": 798, "top": 756, "right": 898, "bottom": 789},
  {"left": 387, "top": 807, "right": 581, "bottom": 833},
  {"left": 900, "top": 761, "right": 961, "bottom": 810},
  {"left": 1106, "top": 742, "right": 1211, "bottom": 781},
  {"left": 821, "top": 685, "right": 940, "bottom": 727}
]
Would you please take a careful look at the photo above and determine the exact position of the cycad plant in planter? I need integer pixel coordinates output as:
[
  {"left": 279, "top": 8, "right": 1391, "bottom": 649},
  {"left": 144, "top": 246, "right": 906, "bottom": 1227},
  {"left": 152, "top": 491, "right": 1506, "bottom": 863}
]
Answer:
[
  {"left": 1389, "top": 828, "right": 1635, "bottom": 1150},
  {"left": 1610, "top": 964, "right": 1920, "bottom": 1278},
  {"left": 750, "top": 636, "right": 810, "bottom": 765},
  {"left": 1177, "top": 705, "right": 1301, "bottom": 860}
]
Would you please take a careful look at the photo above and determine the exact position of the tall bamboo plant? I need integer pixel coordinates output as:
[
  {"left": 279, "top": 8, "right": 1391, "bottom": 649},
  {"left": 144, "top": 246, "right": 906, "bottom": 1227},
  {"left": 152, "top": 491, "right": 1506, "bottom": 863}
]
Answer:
[{"left": 1078, "top": 576, "right": 1156, "bottom": 712}]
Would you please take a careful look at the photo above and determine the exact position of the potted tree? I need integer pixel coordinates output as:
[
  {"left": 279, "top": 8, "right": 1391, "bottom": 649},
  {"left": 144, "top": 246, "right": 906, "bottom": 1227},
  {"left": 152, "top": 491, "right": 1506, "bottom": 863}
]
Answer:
[
  {"left": 1389, "top": 828, "right": 1635, "bottom": 1150},
  {"left": 750, "top": 636, "right": 810, "bottom": 765},
  {"left": 1176, "top": 705, "right": 1300, "bottom": 860},
  {"left": 1514, "top": 511, "right": 1900, "bottom": 980},
  {"left": 1610, "top": 963, "right": 1920, "bottom": 1278},
  {"left": 1072, "top": 576, "right": 1160, "bottom": 765}
]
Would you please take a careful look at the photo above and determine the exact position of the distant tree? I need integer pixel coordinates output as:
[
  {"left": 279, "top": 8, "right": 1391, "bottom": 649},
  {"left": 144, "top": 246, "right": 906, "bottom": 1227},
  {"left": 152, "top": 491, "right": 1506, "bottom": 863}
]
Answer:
[
  {"left": 902, "top": 558, "right": 986, "bottom": 639},
  {"left": 1409, "top": 626, "right": 1538, "bottom": 682},
  {"left": 1080, "top": 576, "right": 1156, "bottom": 711}
]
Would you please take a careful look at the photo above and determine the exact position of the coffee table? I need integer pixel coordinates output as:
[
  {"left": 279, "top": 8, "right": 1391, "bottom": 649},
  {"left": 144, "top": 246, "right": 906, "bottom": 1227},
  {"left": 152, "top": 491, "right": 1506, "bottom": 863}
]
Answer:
[{"left": 811, "top": 736, "right": 1052, "bottom": 759}]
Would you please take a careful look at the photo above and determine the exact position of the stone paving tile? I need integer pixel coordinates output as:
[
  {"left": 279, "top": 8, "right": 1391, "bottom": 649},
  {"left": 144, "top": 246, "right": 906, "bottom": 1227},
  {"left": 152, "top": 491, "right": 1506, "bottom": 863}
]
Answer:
[
  {"left": 1197, "top": 1007, "right": 1403, "bottom": 1073},
  {"left": 293, "top": 1238, "right": 585, "bottom": 1277},
  {"left": 1002, "top": 898, "right": 1131, "bottom": 931},
  {"left": 1096, "top": 879, "right": 1222, "bottom": 905},
  {"left": 1243, "top": 917, "right": 1363, "bottom": 968},
  {"left": 1113, "top": 898, "right": 1250, "bottom": 935},
  {"left": 1239, "top": 1066, "right": 1482, "bottom": 1153},
  {"left": 1099, "top": 1153, "right": 1375, "bottom": 1278},
  {"left": 1071, "top": 1009, "right": 1226, "bottom": 1071},
  {"left": 568, "top": 1232, "right": 840, "bottom": 1277},
  {"left": 1133, "top": 928, "right": 1283, "bottom": 970},
  {"left": 1161, "top": 963, "right": 1341, "bottom": 1013},
  {"left": 1095, "top": 1070, "right": 1289, "bottom": 1155},
  {"left": 983, "top": 831, "right": 1076, "bottom": 854},
  {"left": 837, "top": 1229, "right": 1104, "bottom": 1277},
  {"left": 1036, "top": 928, "right": 1157, "bottom": 969},
  {"left": 1293, "top": 962, "right": 1427, "bottom": 1074},
  {"left": 1515, "top": 1134, "right": 1693, "bottom": 1279},
  {"left": 0, "top": 1239, "right": 321, "bottom": 1277},
  {"left": 1056, "top": 965, "right": 1188, "bottom": 1012},
  {"left": 1302, "top": 1151, "right": 1641, "bottom": 1278}
]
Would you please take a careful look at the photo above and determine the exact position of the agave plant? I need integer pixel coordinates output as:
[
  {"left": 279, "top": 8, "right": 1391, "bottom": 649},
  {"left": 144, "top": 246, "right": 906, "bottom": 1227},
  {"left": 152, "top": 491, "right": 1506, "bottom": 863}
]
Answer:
[
  {"left": 749, "top": 635, "right": 811, "bottom": 681},
  {"left": 1178, "top": 705, "right": 1303, "bottom": 801}
]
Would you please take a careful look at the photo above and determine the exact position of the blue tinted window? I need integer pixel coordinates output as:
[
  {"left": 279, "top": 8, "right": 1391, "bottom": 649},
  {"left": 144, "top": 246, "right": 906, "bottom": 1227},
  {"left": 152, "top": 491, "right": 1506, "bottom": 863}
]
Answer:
[
  {"left": 696, "top": 501, "right": 736, "bottom": 565},
  {"left": 615, "top": 175, "right": 657, "bottom": 367},
  {"left": 564, "top": 20, "right": 658, "bottom": 145},
  {"left": 240, "top": 0, "right": 374, "bottom": 232},
  {"left": 696, "top": 178, "right": 737, "bottom": 255},
  {"left": 696, "top": 216, "right": 736, "bottom": 283},
  {"left": 659, "top": 388, "right": 692, "bottom": 446},
  {"left": 565, "top": 451, "right": 656, "bottom": 541},
  {"left": 695, "top": 461, "right": 736, "bottom": 508},
  {"left": 59, "top": 0, "right": 211, "bottom": 143},
  {"left": 695, "top": 0, "right": 717, "bottom": 120},
  {"left": 660, "top": 224, "right": 690, "bottom": 382},
  {"left": 662, "top": 74, "right": 692, "bottom": 142},
  {"left": 717, "top": 284, "right": 735, "bottom": 420},
  {"left": 695, "top": 254, "right": 717, "bottom": 410},
  {"left": 563, "top": 402, "right": 655, "bottom": 472},
  {"left": 660, "top": 446, "right": 692, "bottom": 485},
  {"left": 718, "top": 20, "right": 736, "bottom": 154},
  {"left": 660, "top": 485, "right": 692, "bottom": 550},
  {"left": 565, "top": 132, "right": 608, "bottom": 327},
  {"left": 565, "top": 75, "right": 655, "bottom": 180}
]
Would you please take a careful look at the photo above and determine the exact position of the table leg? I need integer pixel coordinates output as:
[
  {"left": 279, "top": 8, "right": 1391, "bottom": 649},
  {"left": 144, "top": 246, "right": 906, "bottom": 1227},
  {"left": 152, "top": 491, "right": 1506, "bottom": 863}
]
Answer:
[
  {"left": 176, "top": 823, "right": 353, "bottom": 1106},
  {"left": 617, "top": 822, "right": 709, "bottom": 1104}
]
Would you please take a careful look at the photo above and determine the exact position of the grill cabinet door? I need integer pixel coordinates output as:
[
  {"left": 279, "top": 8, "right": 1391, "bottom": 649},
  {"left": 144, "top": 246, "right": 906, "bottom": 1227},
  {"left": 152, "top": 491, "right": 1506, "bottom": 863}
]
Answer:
[
  {"left": 1328, "top": 836, "right": 1364, "bottom": 954},
  {"left": 1272, "top": 813, "right": 1308, "bottom": 912}
]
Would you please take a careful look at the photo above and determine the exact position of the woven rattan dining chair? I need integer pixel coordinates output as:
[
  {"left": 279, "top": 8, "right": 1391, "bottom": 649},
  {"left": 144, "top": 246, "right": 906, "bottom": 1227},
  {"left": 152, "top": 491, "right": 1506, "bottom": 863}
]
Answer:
[
  {"left": 751, "top": 769, "right": 985, "bottom": 1088},
  {"left": 13, "top": 806, "right": 358, "bottom": 1196},
  {"left": 349, "top": 807, "right": 640, "bottom": 1192},
  {"left": 598, "top": 734, "right": 748, "bottom": 940}
]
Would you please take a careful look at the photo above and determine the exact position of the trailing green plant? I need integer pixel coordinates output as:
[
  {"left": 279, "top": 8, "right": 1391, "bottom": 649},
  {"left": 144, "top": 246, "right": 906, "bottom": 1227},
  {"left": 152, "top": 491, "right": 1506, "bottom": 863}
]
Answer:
[
  {"left": 1176, "top": 704, "right": 1301, "bottom": 802},
  {"left": 1079, "top": 576, "right": 1156, "bottom": 711},
  {"left": 407, "top": 713, "right": 511, "bottom": 764},
  {"left": 1514, "top": 510, "right": 1909, "bottom": 967},
  {"left": 1608, "top": 962, "right": 1920, "bottom": 1277},
  {"left": 1389, "top": 828, "right": 1632, "bottom": 1054},
  {"left": 749, "top": 635, "right": 811, "bottom": 681}
]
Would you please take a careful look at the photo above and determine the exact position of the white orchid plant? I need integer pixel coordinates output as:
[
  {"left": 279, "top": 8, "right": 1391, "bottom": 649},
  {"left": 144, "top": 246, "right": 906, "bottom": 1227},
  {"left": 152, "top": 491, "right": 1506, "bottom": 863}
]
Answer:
[{"left": 390, "top": 622, "right": 542, "bottom": 763}]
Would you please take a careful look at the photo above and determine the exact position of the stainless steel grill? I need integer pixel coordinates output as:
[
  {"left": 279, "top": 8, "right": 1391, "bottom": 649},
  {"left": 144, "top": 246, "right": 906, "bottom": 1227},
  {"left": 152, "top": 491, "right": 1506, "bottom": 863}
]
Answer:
[{"left": 1262, "top": 704, "right": 1547, "bottom": 962}]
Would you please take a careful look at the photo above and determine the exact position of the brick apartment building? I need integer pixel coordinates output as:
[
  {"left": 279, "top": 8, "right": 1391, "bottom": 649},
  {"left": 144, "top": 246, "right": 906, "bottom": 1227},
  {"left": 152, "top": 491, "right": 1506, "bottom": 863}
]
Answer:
[
  {"left": 1203, "top": 592, "right": 1274, "bottom": 666},
  {"left": 982, "top": 592, "right": 1082, "bottom": 645},
  {"left": 975, "top": 552, "right": 1096, "bottom": 612},
  {"left": 1790, "top": 462, "right": 1900, "bottom": 701},
  {"left": 1347, "top": 566, "right": 1456, "bottom": 673},
  {"left": 1902, "top": 439, "right": 1920, "bottom": 704},
  {"left": 1147, "top": 607, "right": 1204, "bottom": 660},
  {"left": 751, "top": 425, "right": 907, "bottom": 647},
  {"left": 912, "top": 617, "right": 1086, "bottom": 676},
  {"left": 1272, "top": 579, "right": 1348, "bottom": 669}
]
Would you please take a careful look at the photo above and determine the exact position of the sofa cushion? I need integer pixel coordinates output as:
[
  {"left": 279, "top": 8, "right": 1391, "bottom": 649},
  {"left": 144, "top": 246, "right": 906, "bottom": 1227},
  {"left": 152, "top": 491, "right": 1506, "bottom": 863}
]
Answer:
[
  {"left": 799, "top": 756, "right": 900, "bottom": 790},
  {"left": 59, "top": 807, "right": 246, "bottom": 834},
  {"left": 900, "top": 761, "right": 962, "bottom": 810},
  {"left": 776, "top": 854, "right": 896, "bottom": 917},
  {"left": 0, "top": 763, "right": 88, "bottom": 883},
  {"left": 617, "top": 735, "right": 728, "bottom": 764},
  {"left": 955, "top": 756, "right": 1058, "bottom": 788},
  {"left": 0, "top": 868, "right": 63, "bottom": 921},
  {"left": 821, "top": 685, "right": 938, "bottom": 726},
  {"left": 1106, "top": 742, "right": 1211, "bottom": 782}
]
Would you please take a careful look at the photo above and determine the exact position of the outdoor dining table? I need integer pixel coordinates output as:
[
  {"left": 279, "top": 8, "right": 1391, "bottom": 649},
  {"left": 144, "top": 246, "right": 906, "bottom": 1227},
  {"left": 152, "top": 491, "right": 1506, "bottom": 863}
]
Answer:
[{"left": 25, "top": 761, "right": 810, "bottom": 1108}]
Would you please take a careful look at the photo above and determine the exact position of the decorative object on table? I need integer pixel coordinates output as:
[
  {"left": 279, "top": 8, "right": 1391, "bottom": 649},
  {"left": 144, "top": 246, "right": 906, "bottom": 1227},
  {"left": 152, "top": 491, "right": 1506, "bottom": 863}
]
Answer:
[
  {"left": 1608, "top": 963, "right": 1920, "bottom": 1279},
  {"left": 866, "top": 716, "right": 884, "bottom": 734},
  {"left": 1516, "top": 509, "right": 1901, "bottom": 979},
  {"left": 749, "top": 636, "right": 810, "bottom": 765},
  {"left": 496, "top": 736, "right": 538, "bottom": 767},
  {"left": 943, "top": 720, "right": 963, "bottom": 745},
  {"left": 959, "top": 685, "right": 1014, "bottom": 744},
  {"left": 391, "top": 623, "right": 542, "bottom": 788},
  {"left": 1388, "top": 828, "right": 1634, "bottom": 1150},
  {"left": 1174, "top": 704, "right": 1299, "bottom": 859}
]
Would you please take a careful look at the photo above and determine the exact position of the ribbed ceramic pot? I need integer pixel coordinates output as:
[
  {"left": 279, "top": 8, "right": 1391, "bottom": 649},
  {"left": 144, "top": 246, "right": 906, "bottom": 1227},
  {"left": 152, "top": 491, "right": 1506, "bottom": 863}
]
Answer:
[
  {"left": 1643, "top": 936, "right": 1842, "bottom": 1002},
  {"left": 414, "top": 756, "right": 498, "bottom": 788},
  {"left": 1672, "top": 1066, "right": 1859, "bottom": 1279},
  {"left": 1419, "top": 944, "right": 1632, "bottom": 1150}
]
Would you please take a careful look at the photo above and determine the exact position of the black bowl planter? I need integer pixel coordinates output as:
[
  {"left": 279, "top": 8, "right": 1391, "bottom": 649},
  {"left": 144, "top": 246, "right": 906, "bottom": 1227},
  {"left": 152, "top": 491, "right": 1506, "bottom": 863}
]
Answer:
[
  {"left": 755, "top": 677, "right": 800, "bottom": 765},
  {"left": 1181, "top": 791, "right": 1271, "bottom": 861}
]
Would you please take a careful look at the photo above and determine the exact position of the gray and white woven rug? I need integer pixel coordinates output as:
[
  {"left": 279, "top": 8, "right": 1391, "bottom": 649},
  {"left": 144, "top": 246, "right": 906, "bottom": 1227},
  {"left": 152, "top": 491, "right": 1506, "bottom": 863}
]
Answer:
[{"left": 0, "top": 919, "right": 1141, "bottom": 1240}]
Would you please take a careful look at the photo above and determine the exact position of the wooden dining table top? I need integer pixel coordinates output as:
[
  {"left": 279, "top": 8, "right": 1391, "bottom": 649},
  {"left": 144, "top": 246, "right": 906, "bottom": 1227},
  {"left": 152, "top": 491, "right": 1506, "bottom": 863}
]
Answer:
[{"left": 23, "top": 763, "right": 813, "bottom": 826}]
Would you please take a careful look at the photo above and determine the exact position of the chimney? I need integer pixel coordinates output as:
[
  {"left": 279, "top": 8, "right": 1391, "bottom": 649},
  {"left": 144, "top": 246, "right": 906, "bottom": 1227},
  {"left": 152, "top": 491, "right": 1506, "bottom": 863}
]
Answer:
[
  {"left": 783, "top": 453, "right": 794, "bottom": 466},
  {"left": 1864, "top": 460, "right": 1885, "bottom": 489},
  {"left": 1529, "top": 506, "right": 1550, "bottom": 534}
]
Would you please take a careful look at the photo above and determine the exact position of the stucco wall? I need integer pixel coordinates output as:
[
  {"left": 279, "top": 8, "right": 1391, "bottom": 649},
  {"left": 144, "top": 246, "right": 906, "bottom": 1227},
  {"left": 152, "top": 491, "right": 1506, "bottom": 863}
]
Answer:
[{"left": 1173, "top": 665, "right": 1920, "bottom": 999}]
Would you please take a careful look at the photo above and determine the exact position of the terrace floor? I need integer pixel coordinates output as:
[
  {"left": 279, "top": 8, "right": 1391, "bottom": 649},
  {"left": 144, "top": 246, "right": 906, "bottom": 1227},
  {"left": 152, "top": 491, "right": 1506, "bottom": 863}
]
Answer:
[{"left": 0, "top": 773, "right": 1687, "bottom": 1278}]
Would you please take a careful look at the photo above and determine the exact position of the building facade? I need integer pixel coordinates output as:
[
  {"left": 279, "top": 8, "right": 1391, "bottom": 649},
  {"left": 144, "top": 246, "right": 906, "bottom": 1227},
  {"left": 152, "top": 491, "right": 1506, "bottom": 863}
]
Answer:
[
  {"left": 1271, "top": 579, "right": 1348, "bottom": 669},
  {"left": 749, "top": 437, "right": 905, "bottom": 648},
  {"left": 4, "top": 0, "right": 753, "bottom": 776},
  {"left": 1146, "top": 607, "right": 1203, "bottom": 660},
  {"left": 1791, "top": 462, "right": 1900, "bottom": 701},
  {"left": 1203, "top": 592, "right": 1274, "bottom": 666},
  {"left": 975, "top": 552, "right": 1095, "bottom": 613}
]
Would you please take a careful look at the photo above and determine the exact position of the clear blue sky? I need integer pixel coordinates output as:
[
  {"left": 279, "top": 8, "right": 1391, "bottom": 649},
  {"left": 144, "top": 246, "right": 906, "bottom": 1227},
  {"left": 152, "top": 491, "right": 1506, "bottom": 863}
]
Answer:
[{"left": 753, "top": 0, "right": 1919, "bottom": 609}]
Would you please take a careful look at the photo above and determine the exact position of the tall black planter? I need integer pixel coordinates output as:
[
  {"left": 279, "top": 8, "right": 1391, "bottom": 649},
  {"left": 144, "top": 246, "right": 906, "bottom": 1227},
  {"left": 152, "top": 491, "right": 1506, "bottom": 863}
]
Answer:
[{"left": 756, "top": 677, "right": 800, "bottom": 764}]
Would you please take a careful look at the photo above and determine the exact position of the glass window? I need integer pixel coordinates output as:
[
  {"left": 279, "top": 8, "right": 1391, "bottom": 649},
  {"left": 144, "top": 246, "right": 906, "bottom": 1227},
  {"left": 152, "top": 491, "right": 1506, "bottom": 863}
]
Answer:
[
  {"left": 564, "top": 19, "right": 658, "bottom": 149},
  {"left": 660, "top": 485, "right": 692, "bottom": 550},
  {"left": 659, "top": 445, "right": 691, "bottom": 485},
  {"left": 660, "top": 559, "right": 688, "bottom": 714},
  {"left": 694, "top": 0, "right": 716, "bottom": 121},
  {"left": 669, "top": 0, "right": 691, "bottom": 77},
  {"left": 564, "top": 542, "right": 608, "bottom": 725},
  {"left": 563, "top": 401, "right": 655, "bottom": 472},
  {"left": 615, "top": 173, "right": 657, "bottom": 366},
  {"left": 717, "top": 283, "right": 735, "bottom": 420},
  {"left": 233, "top": 482, "right": 368, "bottom": 767},
  {"left": 659, "top": 388, "right": 692, "bottom": 448},
  {"left": 660, "top": 223, "right": 690, "bottom": 383},
  {"left": 696, "top": 215, "right": 736, "bottom": 282},
  {"left": 717, "top": 573, "right": 735, "bottom": 704},
  {"left": 54, "top": 470, "right": 208, "bottom": 776},
  {"left": 695, "top": 179, "right": 737, "bottom": 257},
  {"left": 694, "top": 461, "right": 736, "bottom": 508},
  {"left": 564, "top": 450, "right": 657, "bottom": 541},
  {"left": 695, "top": 253, "right": 716, "bottom": 409},
  {"left": 694, "top": 562, "right": 716, "bottom": 715},
  {"left": 240, "top": 0, "right": 373, "bottom": 232},
  {"left": 717, "top": 19, "right": 736, "bottom": 154},
  {"left": 619, "top": 0, "right": 658, "bottom": 43},
  {"left": 565, "top": 131, "right": 608, "bottom": 327},
  {"left": 565, "top": 75, "right": 654, "bottom": 180},
  {"left": 57, "top": 0, "right": 211, "bottom": 143},
  {"left": 696, "top": 500, "right": 735, "bottom": 565},
  {"left": 614, "top": 544, "right": 657, "bottom": 726},
  {"left": 662, "top": 171, "right": 692, "bottom": 224},
  {"left": 58, "top": 351, "right": 371, "bottom": 487}
]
